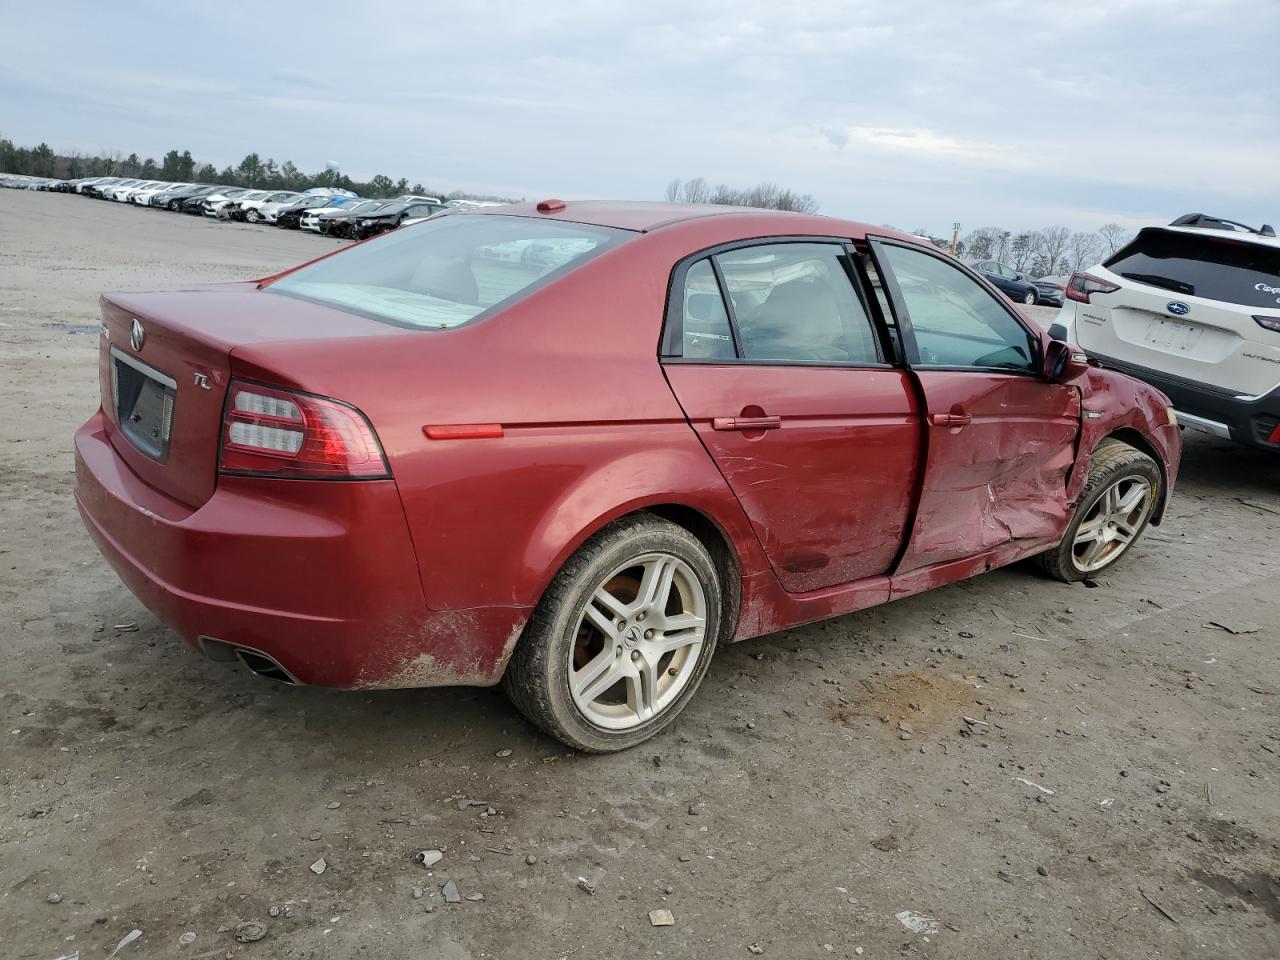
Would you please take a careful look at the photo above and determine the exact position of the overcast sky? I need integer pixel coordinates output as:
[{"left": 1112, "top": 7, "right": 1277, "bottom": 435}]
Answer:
[{"left": 2, "top": 0, "right": 1276, "bottom": 234}]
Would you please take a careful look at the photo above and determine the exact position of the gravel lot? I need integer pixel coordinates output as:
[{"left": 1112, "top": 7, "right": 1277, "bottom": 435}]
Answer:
[{"left": 3, "top": 189, "right": 1279, "bottom": 960}]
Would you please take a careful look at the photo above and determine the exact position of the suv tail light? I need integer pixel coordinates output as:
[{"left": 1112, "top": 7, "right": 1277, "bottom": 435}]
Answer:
[
  {"left": 1254, "top": 315, "right": 1280, "bottom": 333},
  {"left": 1065, "top": 272, "right": 1121, "bottom": 303},
  {"left": 219, "top": 380, "right": 389, "bottom": 479}
]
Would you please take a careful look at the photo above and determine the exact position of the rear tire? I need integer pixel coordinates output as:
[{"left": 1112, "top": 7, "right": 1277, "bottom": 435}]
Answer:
[
  {"left": 1023, "top": 289, "right": 1037, "bottom": 305},
  {"left": 502, "top": 514, "right": 721, "bottom": 753},
  {"left": 1038, "top": 439, "right": 1160, "bottom": 582},
  {"left": 247, "top": 208, "right": 260, "bottom": 223}
]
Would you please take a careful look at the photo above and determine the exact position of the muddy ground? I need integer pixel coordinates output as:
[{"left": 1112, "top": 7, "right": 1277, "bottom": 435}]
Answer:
[{"left": 2, "top": 189, "right": 1278, "bottom": 960}]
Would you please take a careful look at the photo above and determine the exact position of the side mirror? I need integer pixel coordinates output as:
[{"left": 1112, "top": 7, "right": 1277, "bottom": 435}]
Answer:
[{"left": 1043, "top": 339, "right": 1089, "bottom": 380}]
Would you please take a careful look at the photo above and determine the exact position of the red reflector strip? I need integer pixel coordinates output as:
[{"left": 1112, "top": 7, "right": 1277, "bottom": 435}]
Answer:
[
  {"left": 424, "top": 423, "right": 504, "bottom": 440},
  {"left": 1268, "top": 423, "right": 1280, "bottom": 444}
]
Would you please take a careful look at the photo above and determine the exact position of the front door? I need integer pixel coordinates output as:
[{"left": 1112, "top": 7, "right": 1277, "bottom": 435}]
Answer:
[
  {"left": 662, "top": 241, "right": 922, "bottom": 593},
  {"left": 870, "top": 240, "right": 1081, "bottom": 574}
]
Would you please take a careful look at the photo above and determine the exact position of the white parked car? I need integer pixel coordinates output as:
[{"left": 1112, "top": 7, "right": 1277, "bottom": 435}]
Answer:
[
  {"left": 202, "top": 188, "right": 257, "bottom": 217},
  {"left": 110, "top": 180, "right": 163, "bottom": 201},
  {"left": 1056, "top": 213, "right": 1280, "bottom": 451},
  {"left": 235, "top": 190, "right": 300, "bottom": 222},
  {"left": 131, "top": 182, "right": 187, "bottom": 205}
]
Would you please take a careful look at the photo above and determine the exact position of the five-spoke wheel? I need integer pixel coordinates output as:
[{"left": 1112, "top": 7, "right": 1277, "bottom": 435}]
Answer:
[{"left": 503, "top": 514, "right": 721, "bottom": 752}]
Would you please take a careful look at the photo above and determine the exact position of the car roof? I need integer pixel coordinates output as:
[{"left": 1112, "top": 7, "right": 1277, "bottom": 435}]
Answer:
[
  {"left": 464, "top": 199, "right": 914, "bottom": 241},
  {"left": 1156, "top": 224, "right": 1280, "bottom": 251}
]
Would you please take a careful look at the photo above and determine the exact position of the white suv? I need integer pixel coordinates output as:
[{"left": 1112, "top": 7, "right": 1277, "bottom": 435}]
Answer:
[{"left": 1056, "top": 214, "right": 1280, "bottom": 451}]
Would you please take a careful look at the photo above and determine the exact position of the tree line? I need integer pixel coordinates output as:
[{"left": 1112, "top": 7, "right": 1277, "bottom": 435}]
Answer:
[
  {"left": 910, "top": 223, "right": 1134, "bottom": 278},
  {"left": 665, "top": 176, "right": 820, "bottom": 213},
  {"left": 0, "top": 135, "right": 517, "bottom": 203}
]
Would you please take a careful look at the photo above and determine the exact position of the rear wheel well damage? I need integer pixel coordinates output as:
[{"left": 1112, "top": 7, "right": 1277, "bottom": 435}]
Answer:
[
  {"left": 500, "top": 504, "right": 744, "bottom": 681},
  {"left": 1096, "top": 428, "right": 1169, "bottom": 524}
]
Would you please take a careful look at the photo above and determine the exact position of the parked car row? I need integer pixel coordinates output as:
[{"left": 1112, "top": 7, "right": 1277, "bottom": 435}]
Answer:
[
  {"left": 967, "top": 259, "right": 1066, "bottom": 307},
  {"left": 8, "top": 174, "right": 482, "bottom": 242}
]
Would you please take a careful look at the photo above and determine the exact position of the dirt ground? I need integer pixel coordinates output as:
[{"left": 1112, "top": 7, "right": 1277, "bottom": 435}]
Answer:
[{"left": 2, "top": 189, "right": 1278, "bottom": 960}]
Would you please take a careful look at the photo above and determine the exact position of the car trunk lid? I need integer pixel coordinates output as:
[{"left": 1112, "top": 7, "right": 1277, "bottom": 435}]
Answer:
[{"left": 98, "top": 283, "right": 404, "bottom": 508}]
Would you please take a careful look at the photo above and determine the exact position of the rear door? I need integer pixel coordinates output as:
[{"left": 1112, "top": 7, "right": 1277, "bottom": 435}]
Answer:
[
  {"left": 869, "top": 239, "right": 1080, "bottom": 574},
  {"left": 1076, "top": 228, "right": 1280, "bottom": 396},
  {"left": 662, "top": 240, "right": 922, "bottom": 593}
]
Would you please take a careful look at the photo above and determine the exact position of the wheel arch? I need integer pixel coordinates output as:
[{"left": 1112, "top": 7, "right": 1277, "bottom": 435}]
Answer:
[
  {"left": 530, "top": 496, "right": 751, "bottom": 648},
  {"left": 1097, "top": 427, "right": 1169, "bottom": 524}
]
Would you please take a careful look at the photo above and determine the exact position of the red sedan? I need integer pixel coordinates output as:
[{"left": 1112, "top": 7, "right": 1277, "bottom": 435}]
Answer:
[{"left": 75, "top": 201, "right": 1181, "bottom": 751}]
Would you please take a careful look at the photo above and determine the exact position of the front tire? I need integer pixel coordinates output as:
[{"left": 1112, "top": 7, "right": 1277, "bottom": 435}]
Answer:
[
  {"left": 502, "top": 514, "right": 721, "bottom": 753},
  {"left": 1038, "top": 440, "right": 1160, "bottom": 582},
  {"left": 1023, "top": 289, "right": 1037, "bottom": 305}
]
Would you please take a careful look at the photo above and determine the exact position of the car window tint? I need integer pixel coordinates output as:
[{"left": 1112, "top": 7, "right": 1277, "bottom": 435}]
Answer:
[
  {"left": 269, "top": 215, "right": 629, "bottom": 329},
  {"left": 715, "top": 243, "right": 879, "bottom": 364},
  {"left": 680, "top": 259, "right": 735, "bottom": 360},
  {"left": 1105, "top": 228, "right": 1280, "bottom": 308},
  {"left": 880, "top": 245, "right": 1038, "bottom": 371}
]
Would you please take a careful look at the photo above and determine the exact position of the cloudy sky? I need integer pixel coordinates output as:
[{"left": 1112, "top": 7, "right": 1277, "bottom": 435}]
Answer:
[{"left": 2, "top": 0, "right": 1276, "bottom": 233}]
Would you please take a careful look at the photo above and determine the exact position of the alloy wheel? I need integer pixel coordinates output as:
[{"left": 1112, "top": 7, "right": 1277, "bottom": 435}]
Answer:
[
  {"left": 1024, "top": 290, "right": 1036, "bottom": 305},
  {"left": 1070, "top": 476, "right": 1153, "bottom": 573},
  {"left": 568, "top": 553, "right": 708, "bottom": 731}
]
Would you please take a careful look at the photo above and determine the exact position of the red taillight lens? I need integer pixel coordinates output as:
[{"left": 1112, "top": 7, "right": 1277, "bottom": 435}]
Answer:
[
  {"left": 1065, "top": 272, "right": 1120, "bottom": 303},
  {"left": 219, "top": 380, "right": 389, "bottom": 479},
  {"left": 1254, "top": 315, "right": 1280, "bottom": 333}
]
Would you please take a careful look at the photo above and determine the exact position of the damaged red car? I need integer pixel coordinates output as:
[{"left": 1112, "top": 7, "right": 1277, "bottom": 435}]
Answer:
[{"left": 75, "top": 201, "right": 1181, "bottom": 751}]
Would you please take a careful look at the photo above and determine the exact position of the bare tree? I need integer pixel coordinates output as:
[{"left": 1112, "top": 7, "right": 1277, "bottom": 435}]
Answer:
[
  {"left": 962, "top": 226, "right": 1003, "bottom": 260},
  {"left": 1010, "top": 232, "right": 1036, "bottom": 272},
  {"left": 1036, "top": 226, "right": 1071, "bottom": 277},
  {"left": 1098, "top": 222, "right": 1131, "bottom": 254},
  {"left": 1068, "top": 231, "right": 1104, "bottom": 273},
  {"left": 663, "top": 176, "right": 817, "bottom": 212}
]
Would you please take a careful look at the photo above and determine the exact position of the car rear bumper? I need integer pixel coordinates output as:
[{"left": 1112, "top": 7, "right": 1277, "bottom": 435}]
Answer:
[
  {"left": 1088, "top": 351, "right": 1280, "bottom": 451},
  {"left": 74, "top": 410, "right": 529, "bottom": 687}
]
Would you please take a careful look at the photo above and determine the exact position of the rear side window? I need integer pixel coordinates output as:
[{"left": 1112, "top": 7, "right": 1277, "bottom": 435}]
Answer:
[
  {"left": 1106, "top": 229, "right": 1280, "bottom": 308},
  {"left": 715, "top": 243, "right": 881, "bottom": 364},
  {"left": 680, "top": 260, "right": 735, "bottom": 359},
  {"left": 267, "top": 215, "right": 629, "bottom": 329}
]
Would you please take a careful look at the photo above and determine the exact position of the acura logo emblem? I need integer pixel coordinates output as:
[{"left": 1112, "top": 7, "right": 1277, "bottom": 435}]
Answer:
[
  {"left": 130, "top": 318, "right": 145, "bottom": 351},
  {"left": 624, "top": 625, "right": 643, "bottom": 647}
]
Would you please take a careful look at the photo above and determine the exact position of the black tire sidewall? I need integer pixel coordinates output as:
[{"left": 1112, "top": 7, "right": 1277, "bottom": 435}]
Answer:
[{"left": 1058, "top": 456, "right": 1161, "bottom": 580}]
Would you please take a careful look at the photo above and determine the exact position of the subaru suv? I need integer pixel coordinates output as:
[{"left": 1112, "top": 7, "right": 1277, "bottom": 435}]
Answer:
[{"left": 1057, "top": 214, "right": 1280, "bottom": 451}]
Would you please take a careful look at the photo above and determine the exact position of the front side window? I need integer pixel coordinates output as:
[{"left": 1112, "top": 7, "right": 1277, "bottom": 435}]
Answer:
[
  {"left": 268, "top": 214, "right": 629, "bottom": 329},
  {"left": 879, "top": 244, "right": 1038, "bottom": 371},
  {"left": 715, "top": 243, "right": 880, "bottom": 363}
]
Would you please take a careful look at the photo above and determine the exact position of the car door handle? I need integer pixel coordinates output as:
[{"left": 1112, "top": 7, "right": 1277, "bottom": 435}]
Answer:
[
  {"left": 929, "top": 412, "right": 973, "bottom": 427},
  {"left": 712, "top": 416, "right": 782, "bottom": 432}
]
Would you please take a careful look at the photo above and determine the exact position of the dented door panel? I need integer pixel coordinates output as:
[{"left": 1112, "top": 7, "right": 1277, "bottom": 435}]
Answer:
[
  {"left": 663, "top": 364, "right": 922, "bottom": 592},
  {"left": 894, "top": 372, "right": 1080, "bottom": 574}
]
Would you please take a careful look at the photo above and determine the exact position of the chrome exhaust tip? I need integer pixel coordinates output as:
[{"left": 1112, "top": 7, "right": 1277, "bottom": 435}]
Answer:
[{"left": 198, "top": 636, "right": 299, "bottom": 685}]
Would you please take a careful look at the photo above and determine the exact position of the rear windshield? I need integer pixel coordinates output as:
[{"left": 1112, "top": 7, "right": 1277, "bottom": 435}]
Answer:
[
  {"left": 1105, "top": 228, "right": 1280, "bottom": 308},
  {"left": 267, "top": 214, "right": 631, "bottom": 329}
]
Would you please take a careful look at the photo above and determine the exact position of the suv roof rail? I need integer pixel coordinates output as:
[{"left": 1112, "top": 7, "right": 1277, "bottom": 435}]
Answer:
[{"left": 1170, "top": 213, "right": 1276, "bottom": 237}]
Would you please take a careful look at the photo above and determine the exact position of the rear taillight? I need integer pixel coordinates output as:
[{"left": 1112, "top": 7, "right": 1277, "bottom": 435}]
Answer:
[
  {"left": 1065, "top": 272, "right": 1121, "bottom": 303},
  {"left": 1254, "top": 315, "right": 1280, "bottom": 333},
  {"left": 219, "top": 380, "right": 389, "bottom": 479}
]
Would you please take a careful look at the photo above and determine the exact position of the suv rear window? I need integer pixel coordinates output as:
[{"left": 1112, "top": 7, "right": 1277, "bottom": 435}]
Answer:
[
  {"left": 267, "top": 214, "right": 629, "bottom": 329},
  {"left": 1105, "top": 228, "right": 1280, "bottom": 308}
]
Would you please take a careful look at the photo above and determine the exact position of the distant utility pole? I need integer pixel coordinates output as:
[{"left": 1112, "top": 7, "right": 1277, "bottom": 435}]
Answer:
[{"left": 950, "top": 222, "right": 961, "bottom": 256}]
